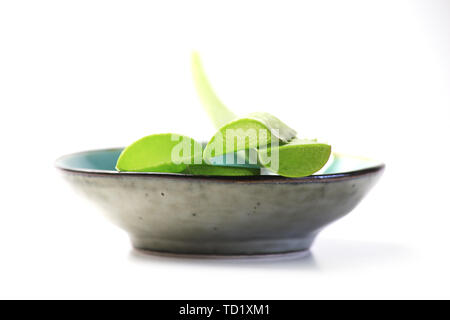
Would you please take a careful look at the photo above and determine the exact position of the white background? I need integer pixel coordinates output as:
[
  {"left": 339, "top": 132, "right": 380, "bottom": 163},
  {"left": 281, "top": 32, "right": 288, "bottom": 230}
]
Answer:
[{"left": 1, "top": 0, "right": 449, "bottom": 299}]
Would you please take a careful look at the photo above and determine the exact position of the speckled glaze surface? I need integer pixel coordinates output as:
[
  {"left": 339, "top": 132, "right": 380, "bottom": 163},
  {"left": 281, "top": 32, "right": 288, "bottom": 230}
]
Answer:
[{"left": 56, "top": 149, "right": 384, "bottom": 255}]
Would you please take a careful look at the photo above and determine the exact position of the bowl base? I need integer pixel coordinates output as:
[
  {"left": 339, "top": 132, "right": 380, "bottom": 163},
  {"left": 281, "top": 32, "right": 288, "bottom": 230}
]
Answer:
[
  {"left": 130, "top": 236, "right": 316, "bottom": 257},
  {"left": 132, "top": 247, "right": 311, "bottom": 260}
]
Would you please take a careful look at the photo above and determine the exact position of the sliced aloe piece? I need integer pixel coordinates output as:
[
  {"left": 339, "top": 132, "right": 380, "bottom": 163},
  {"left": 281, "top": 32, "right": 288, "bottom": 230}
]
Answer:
[
  {"left": 183, "top": 164, "right": 260, "bottom": 176},
  {"left": 258, "top": 138, "right": 332, "bottom": 178},
  {"left": 116, "top": 133, "right": 260, "bottom": 176},
  {"left": 191, "top": 52, "right": 237, "bottom": 129},
  {"left": 203, "top": 112, "right": 297, "bottom": 160},
  {"left": 116, "top": 133, "right": 203, "bottom": 173}
]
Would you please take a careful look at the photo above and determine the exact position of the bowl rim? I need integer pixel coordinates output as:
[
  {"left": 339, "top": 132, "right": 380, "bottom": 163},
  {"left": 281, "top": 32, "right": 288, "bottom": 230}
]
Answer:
[{"left": 55, "top": 147, "right": 385, "bottom": 183}]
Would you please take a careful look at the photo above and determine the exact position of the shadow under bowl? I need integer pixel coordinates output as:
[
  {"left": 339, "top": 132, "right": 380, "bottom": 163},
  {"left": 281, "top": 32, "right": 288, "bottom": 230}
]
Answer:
[{"left": 56, "top": 148, "right": 384, "bottom": 256}]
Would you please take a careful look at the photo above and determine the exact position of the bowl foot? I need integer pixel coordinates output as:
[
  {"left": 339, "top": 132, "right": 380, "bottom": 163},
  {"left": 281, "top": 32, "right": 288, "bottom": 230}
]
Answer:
[
  {"left": 130, "top": 236, "right": 316, "bottom": 257},
  {"left": 132, "top": 247, "right": 311, "bottom": 260}
]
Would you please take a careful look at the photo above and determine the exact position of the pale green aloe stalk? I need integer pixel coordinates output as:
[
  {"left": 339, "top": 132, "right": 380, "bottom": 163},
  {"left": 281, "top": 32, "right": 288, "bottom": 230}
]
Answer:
[{"left": 191, "top": 52, "right": 237, "bottom": 129}]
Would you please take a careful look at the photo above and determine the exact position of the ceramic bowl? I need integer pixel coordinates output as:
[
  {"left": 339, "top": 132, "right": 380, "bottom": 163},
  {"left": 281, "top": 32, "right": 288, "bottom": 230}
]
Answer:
[{"left": 56, "top": 148, "right": 384, "bottom": 256}]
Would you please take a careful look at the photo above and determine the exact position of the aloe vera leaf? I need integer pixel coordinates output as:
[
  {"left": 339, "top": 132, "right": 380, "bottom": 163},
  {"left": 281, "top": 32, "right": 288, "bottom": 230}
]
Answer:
[
  {"left": 116, "top": 133, "right": 203, "bottom": 173},
  {"left": 191, "top": 52, "right": 237, "bottom": 129},
  {"left": 258, "top": 138, "right": 332, "bottom": 178},
  {"left": 116, "top": 133, "right": 260, "bottom": 176},
  {"left": 183, "top": 164, "right": 260, "bottom": 176},
  {"left": 203, "top": 112, "right": 297, "bottom": 160}
]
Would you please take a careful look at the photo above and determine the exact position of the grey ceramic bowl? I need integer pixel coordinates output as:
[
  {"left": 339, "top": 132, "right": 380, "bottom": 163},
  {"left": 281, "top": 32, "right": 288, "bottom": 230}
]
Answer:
[{"left": 56, "top": 148, "right": 384, "bottom": 256}]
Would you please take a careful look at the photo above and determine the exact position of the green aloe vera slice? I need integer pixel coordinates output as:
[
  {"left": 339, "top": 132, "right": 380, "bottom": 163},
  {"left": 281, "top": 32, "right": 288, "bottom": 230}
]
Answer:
[
  {"left": 203, "top": 112, "right": 297, "bottom": 160},
  {"left": 258, "top": 138, "right": 332, "bottom": 178},
  {"left": 116, "top": 133, "right": 203, "bottom": 173},
  {"left": 116, "top": 133, "right": 260, "bottom": 176},
  {"left": 191, "top": 52, "right": 237, "bottom": 129}
]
